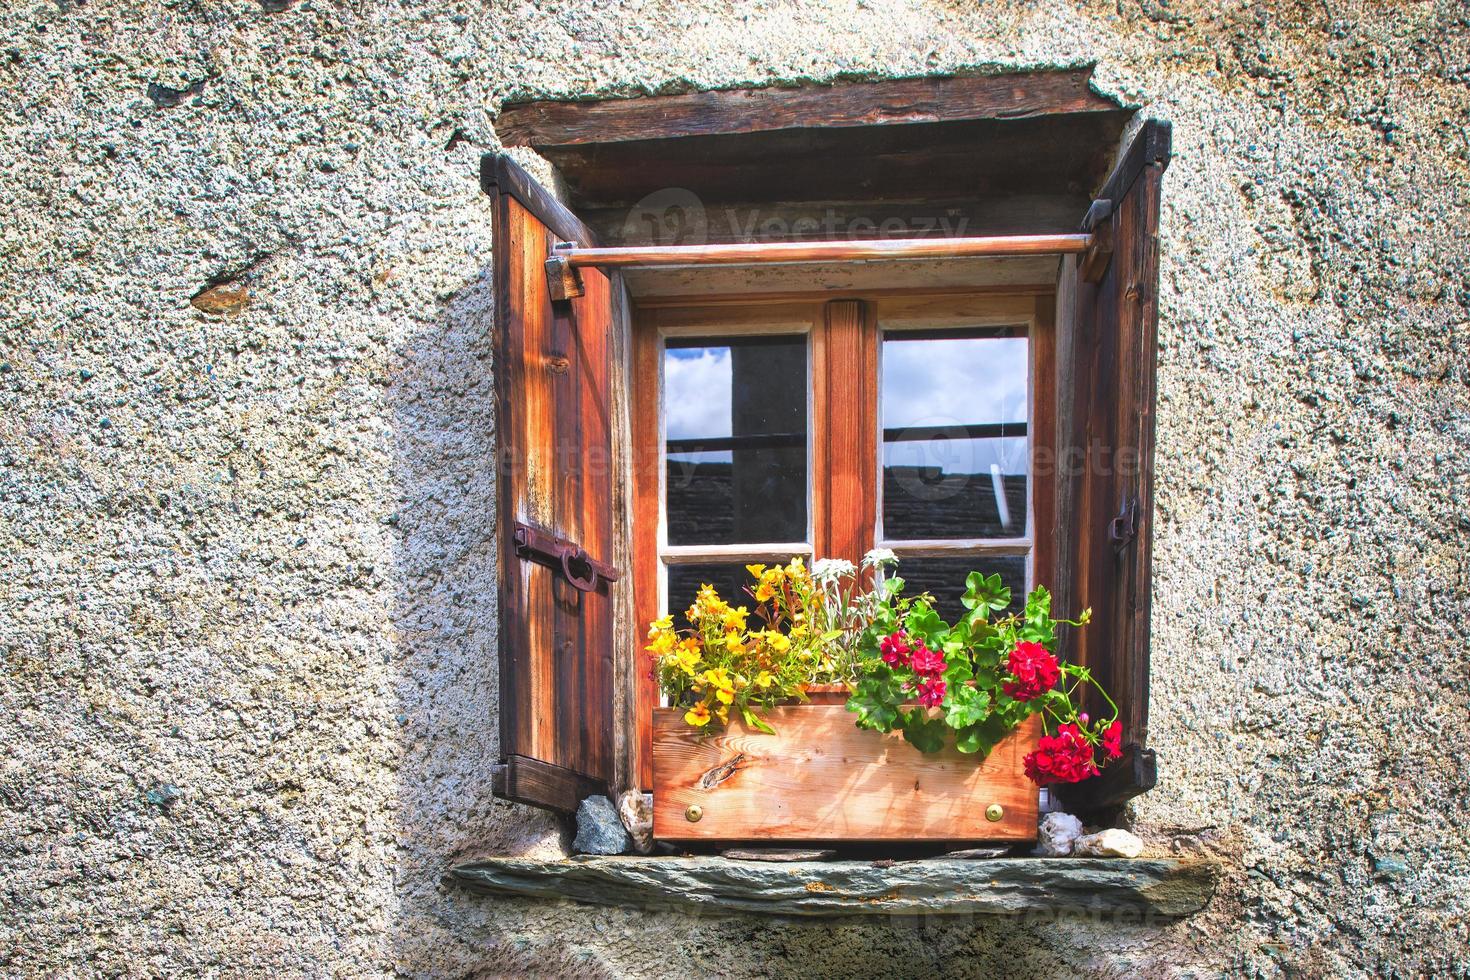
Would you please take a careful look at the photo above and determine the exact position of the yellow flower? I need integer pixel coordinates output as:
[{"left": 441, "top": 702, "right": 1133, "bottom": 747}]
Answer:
[
  {"left": 716, "top": 705, "right": 729, "bottom": 725},
  {"left": 754, "top": 670, "right": 774, "bottom": 689},
  {"left": 646, "top": 631, "right": 675, "bottom": 655},
  {"left": 764, "top": 631, "right": 791, "bottom": 653},
  {"left": 700, "top": 667, "right": 732, "bottom": 688},
  {"left": 745, "top": 564, "right": 766, "bottom": 579},
  {"left": 715, "top": 685, "right": 734, "bottom": 705},
  {"left": 650, "top": 614, "right": 674, "bottom": 632},
  {"left": 755, "top": 582, "right": 775, "bottom": 602},
  {"left": 724, "top": 631, "right": 746, "bottom": 655},
  {"left": 721, "top": 605, "right": 748, "bottom": 632},
  {"left": 685, "top": 703, "right": 712, "bottom": 727},
  {"left": 672, "top": 645, "right": 700, "bottom": 677}
]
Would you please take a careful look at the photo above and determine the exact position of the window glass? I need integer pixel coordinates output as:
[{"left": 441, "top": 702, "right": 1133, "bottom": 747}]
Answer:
[
  {"left": 881, "top": 329, "right": 1028, "bottom": 540},
  {"left": 893, "top": 555, "right": 1026, "bottom": 624},
  {"left": 664, "top": 335, "right": 807, "bottom": 546}
]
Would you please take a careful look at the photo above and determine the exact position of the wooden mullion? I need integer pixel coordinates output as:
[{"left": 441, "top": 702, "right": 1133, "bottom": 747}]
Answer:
[
  {"left": 630, "top": 314, "right": 661, "bottom": 791},
  {"left": 1032, "top": 292, "right": 1058, "bottom": 592},
  {"left": 817, "top": 300, "right": 878, "bottom": 563}
]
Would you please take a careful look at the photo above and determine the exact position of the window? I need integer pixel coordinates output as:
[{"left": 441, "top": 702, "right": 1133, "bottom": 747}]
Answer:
[
  {"left": 635, "top": 295, "right": 1053, "bottom": 641},
  {"left": 484, "top": 71, "right": 1168, "bottom": 820}
]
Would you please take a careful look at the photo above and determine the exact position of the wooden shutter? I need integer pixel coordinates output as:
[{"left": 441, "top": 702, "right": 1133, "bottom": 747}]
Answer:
[
  {"left": 483, "top": 153, "right": 620, "bottom": 812},
  {"left": 1053, "top": 121, "right": 1171, "bottom": 813}
]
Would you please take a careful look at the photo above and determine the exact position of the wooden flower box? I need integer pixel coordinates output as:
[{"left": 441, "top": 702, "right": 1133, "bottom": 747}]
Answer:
[{"left": 652, "top": 708, "right": 1040, "bottom": 842}]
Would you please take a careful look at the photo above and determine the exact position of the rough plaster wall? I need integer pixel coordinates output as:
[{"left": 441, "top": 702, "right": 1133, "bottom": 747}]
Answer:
[{"left": 1, "top": 0, "right": 1467, "bottom": 975}]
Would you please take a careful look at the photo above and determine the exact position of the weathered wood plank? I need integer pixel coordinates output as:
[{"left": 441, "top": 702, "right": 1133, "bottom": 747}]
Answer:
[
  {"left": 652, "top": 708, "right": 1040, "bottom": 842},
  {"left": 1052, "top": 121, "right": 1170, "bottom": 813},
  {"left": 451, "top": 855, "right": 1221, "bottom": 919},
  {"left": 481, "top": 152, "right": 600, "bottom": 248},
  {"left": 490, "top": 180, "right": 618, "bottom": 810},
  {"left": 498, "top": 68, "right": 1124, "bottom": 148}
]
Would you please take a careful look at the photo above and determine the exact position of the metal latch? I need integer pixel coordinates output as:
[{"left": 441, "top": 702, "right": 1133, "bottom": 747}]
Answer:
[
  {"left": 1108, "top": 496, "right": 1140, "bottom": 551},
  {"left": 513, "top": 521, "right": 619, "bottom": 593}
]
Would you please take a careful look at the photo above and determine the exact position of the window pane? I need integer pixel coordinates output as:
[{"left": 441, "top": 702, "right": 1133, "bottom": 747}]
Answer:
[
  {"left": 894, "top": 555, "right": 1026, "bottom": 624},
  {"left": 665, "top": 562, "right": 764, "bottom": 624},
  {"left": 881, "top": 330, "right": 1027, "bottom": 540},
  {"left": 665, "top": 335, "right": 807, "bottom": 546}
]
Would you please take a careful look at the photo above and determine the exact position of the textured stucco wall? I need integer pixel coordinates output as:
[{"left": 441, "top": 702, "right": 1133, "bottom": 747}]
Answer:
[{"left": 2, "top": 0, "right": 1468, "bottom": 975}]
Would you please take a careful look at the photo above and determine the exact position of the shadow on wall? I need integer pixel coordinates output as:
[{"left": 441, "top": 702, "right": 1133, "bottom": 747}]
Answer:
[{"left": 385, "top": 264, "right": 571, "bottom": 971}]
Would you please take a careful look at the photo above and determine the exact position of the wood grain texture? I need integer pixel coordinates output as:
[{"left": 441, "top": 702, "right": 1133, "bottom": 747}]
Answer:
[
  {"left": 498, "top": 68, "right": 1123, "bottom": 148},
  {"left": 564, "top": 234, "right": 1090, "bottom": 269},
  {"left": 1052, "top": 121, "right": 1169, "bottom": 810},
  {"left": 652, "top": 708, "right": 1040, "bottom": 841},
  {"left": 629, "top": 314, "right": 662, "bottom": 791},
  {"left": 490, "top": 185, "right": 618, "bottom": 809},
  {"left": 816, "top": 300, "right": 877, "bottom": 564},
  {"left": 481, "top": 152, "right": 599, "bottom": 247},
  {"left": 607, "top": 272, "right": 641, "bottom": 796}
]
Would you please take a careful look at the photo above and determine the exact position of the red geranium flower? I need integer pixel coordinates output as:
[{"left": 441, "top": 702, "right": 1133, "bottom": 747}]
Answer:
[
  {"left": 916, "top": 677, "right": 946, "bottom": 707},
  {"left": 879, "top": 631, "right": 911, "bottom": 668},
  {"left": 1002, "top": 640, "right": 1061, "bottom": 702},
  {"left": 908, "top": 642, "right": 946, "bottom": 678},
  {"left": 1023, "top": 723, "right": 1100, "bottom": 786},
  {"left": 1102, "top": 719, "right": 1123, "bottom": 760}
]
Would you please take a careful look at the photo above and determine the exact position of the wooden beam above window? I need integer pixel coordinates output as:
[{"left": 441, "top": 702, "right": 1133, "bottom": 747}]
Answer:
[{"left": 497, "top": 67, "right": 1124, "bottom": 148}]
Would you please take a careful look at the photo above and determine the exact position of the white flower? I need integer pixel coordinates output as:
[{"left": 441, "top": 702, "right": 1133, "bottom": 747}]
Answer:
[
  {"left": 862, "top": 548, "right": 898, "bottom": 568},
  {"left": 811, "top": 557, "right": 857, "bottom": 581}
]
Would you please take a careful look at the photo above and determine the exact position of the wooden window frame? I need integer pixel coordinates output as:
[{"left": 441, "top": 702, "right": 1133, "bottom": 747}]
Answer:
[{"left": 630, "top": 289, "right": 1056, "bottom": 790}]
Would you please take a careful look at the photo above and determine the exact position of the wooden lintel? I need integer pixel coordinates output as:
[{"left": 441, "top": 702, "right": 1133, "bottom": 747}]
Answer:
[
  {"left": 563, "top": 233, "right": 1091, "bottom": 270},
  {"left": 498, "top": 68, "right": 1126, "bottom": 149}
]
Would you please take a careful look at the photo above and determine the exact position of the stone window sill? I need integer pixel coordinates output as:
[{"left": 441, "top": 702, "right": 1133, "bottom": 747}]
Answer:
[{"left": 449, "top": 856, "right": 1219, "bottom": 919}]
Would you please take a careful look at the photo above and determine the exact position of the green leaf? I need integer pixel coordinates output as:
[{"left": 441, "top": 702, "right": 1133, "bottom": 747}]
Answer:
[
  {"left": 1024, "top": 585, "right": 1052, "bottom": 623},
  {"left": 741, "top": 706, "right": 777, "bottom": 735},
  {"left": 884, "top": 576, "right": 905, "bottom": 597},
  {"left": 900, "top": 712, "right": 947, "bottom": 753},
  {"left": 942, "top": 656, "right": 974, "bottom": 687},
  {"left": 943, "top": 684, "right": 991, "bottom": 729},
  {"left": 962, "top": 571, "right": 1011, "bottom": 619},
  {"left": 905, "top": 603, "right": 948, "bottom": 644},
  {"left": 953, "top": 723, "right": 992, "bottom": 755},
  {"left": 846, "top": 678, "right": 900, "bottom": 732}
]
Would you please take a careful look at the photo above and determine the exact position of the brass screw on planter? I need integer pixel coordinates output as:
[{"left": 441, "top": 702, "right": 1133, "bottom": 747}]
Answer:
[
  {"left": 985, "top": 803, "right": 1004, "bottom": 822},
  {"left": 685, "top": 804, "right": 703, "bottom": 822}
]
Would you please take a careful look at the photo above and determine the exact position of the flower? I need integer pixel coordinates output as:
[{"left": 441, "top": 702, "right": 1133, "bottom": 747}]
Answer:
[
  {"left": 762, "top": 630, "right": 791, "bottom": 653},
  {"left": 879, "top": 631, "right": 911, "bottom": 668},
  {"left": 684, "top": 703, "right": 712, "bottom": 727},
  {"left": 916, "top": 677, "right": 946, "bottom": 707},
  {"left": 724, "top": 631, "right": 746, "bottom": 655},
  {"left": 745, "top": 563, "right": 766, "bottom": 578},
  {"left": 670, "top": 644, "right": 700, "bottom": 677},
  {"left": 1102, "top": 719, "right": 1123, "bottom": 760},
  {"left": 1023, "top": 723, "right": 1100, "bottom": 786},
  {"left": 908, "top": 642, "right": 946, "bottom": 678},
  {"left": 722, "top": 605, "right": 749, "bottom": 632},
  {"left": 812, "top": 557, "right": 856, "bottom": 581},
  {"left": 862, "top": 547, "right": 897, "bottom": 568},
  {"left": 754, "top": 670, "right": 774, "bottom": 689},
  {"left": 1002, "top": 640, "right": 1061, "bottom": 701}
]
